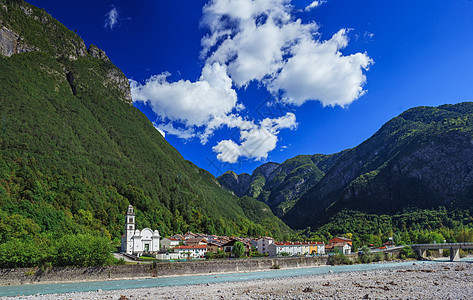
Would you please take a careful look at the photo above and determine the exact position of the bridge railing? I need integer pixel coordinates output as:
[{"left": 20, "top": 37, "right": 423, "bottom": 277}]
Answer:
[{"left": 410, "top": 242, "right": 473, "bottom": 247}]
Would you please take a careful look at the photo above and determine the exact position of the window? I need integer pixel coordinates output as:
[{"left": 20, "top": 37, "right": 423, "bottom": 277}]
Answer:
[{"left": 129, "top": 225, "right": 132, "bottom": 230}]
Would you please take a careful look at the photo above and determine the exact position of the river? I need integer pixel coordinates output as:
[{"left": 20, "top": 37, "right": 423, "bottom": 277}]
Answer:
[{"left": 0, "top": 259, "right": 461, "bottom": 298}]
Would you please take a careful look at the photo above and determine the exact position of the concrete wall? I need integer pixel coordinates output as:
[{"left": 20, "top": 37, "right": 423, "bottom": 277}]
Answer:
[{"left": 0, "top": 256, "right": 330, "bottom": 286}]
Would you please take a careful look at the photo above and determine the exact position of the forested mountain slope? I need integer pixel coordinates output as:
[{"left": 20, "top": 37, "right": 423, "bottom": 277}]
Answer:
[
  {"left": 221, "top": 102, "right": 473, "bottom": 246},
  {"left": 0, "top": 0, "right": 291, "bottom": 244},
  {"left": 218, "top": 153, "right": 344, "bottom": 217},
  {"left": 283, "top": 102, "right": 473, "bottom": 229}
]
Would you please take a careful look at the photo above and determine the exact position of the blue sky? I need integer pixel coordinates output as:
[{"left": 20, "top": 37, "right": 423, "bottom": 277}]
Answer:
[{"left": 29, "top": 0, "right": 473, "bottom": 176}]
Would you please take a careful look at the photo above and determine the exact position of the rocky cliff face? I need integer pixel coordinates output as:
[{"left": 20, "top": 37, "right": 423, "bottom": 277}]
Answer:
[
  {"left": 218, "top": 154, "right": 343, "bottom": 217},
  {"left": 217, "top": 171, "right": 252, "bottom": 197},
  {"left": 0, "top": 26, "right": 37, "bottom": 56},
  {"left": 0, "top": 0, "right": 131, "bottom": 105}
]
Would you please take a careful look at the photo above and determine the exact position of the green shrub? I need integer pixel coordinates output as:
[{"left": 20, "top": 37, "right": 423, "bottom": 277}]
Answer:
[
  {"left": 359, "top": 245, "right": 373, "bottom": 263},
  {"left": 328, "top": 253, "right": 352, "bottom": 265},
  {"left": 399, "top": 246, "right": 416, "bottom": 259},
  {"left": 373, "top": 251, "right": 384, "bottom": 262},
  {"left": 54, "top": 234, "right": 114, "bottom": 266}
]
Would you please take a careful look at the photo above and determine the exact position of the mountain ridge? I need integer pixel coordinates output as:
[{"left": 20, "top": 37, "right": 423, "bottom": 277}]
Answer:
[
  {"left": 219, "top": 102, "right": 473, "bottom": 229},
  {"left": 0, "top": 0, "right": 292, "bottom": 242}
]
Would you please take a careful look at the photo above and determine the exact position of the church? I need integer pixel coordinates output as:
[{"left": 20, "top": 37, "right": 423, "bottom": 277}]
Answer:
[{"left": 121, "top": 205, "right": 160, "bottom": 255}]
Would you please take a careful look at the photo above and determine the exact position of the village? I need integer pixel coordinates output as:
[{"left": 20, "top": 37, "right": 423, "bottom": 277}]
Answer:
[{"left": 119, "top": 205, "right": 373, "bottom": 260}]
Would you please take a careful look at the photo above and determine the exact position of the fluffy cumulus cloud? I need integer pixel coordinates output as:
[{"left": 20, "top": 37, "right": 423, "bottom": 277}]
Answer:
[
  {"left": 104, "top": 6, "right": 119, "bottom": 30},
  {"left": 201, "top": 0, "right": 372, "bottom": 107},
  {"left": 131, "top": 63, "right": 237, "bottom": 127},
  {"left": 213, "top": 113, "right": 297, "bottom": 163},
  {"left": 131, "top": 0, "right": 372, "bottom": 163},
  {"left": 269, "top": 29, "right": 373, "bottom": 106}
]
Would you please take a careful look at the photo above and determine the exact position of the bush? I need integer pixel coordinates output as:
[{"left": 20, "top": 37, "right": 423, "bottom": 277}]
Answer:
[
  {"left": 442, "top": 249, "right": 450, "bottom": 257},
  {"left": 399, "top": 246, "right": 416, "bottom": 259},
  {"left": 359, "top": 246, "right": 373, "bottom": 263},
  {"left": 373, "top": 251, "right": 384, "bottom": 262},
  {"left": 328, "top": 253, "right": 352, "bottom": 265},
  {"left": 0, "top": 239, "right": 48, "bottom": 268},
  {"left": 54, "top": 234, "right": 114, "bottom": 266}
]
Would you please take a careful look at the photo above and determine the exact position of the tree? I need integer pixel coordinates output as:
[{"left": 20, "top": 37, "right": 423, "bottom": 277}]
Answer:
[
  {"left": 232, "top": 241, "right": 245, "bottom": 258},
  {"left": 360, "top": 245, "right": 373, "bottom": 263}
]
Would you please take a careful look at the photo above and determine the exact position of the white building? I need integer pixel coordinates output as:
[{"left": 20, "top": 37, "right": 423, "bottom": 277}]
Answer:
[
  {"left": 256, "top": 237, "right": 273, "bottom": 255},
  {"left": 316, "top": 242, "right": 325, "bottom": 255},
  {"left": 161, "top": 237, "right": 180, "bottom": 250},
  {"left": 173, "top": 245, "right": 207, "bottom": 259},
  {"left": 121, "top": 205, "right": 160, "bottom": 255},
  {"left": 334, "top": 243, "right": 351, "bottom": 254},
  {"left": 268, "top": 242, "right": 302, "bottom": 256}
]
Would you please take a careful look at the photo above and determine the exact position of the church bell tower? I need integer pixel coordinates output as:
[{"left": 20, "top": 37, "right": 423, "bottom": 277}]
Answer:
[{"left": 124, "top": 205, "right": 135, "bottom": 254}]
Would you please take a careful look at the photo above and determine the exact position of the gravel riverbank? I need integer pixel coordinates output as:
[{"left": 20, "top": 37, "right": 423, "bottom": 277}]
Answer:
[{"left": 5, "top": 261, "right": 473, "bottom": 299}]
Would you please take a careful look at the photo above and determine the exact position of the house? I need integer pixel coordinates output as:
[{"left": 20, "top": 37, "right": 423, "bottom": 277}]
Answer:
[
  {"left": 173, "top": 245, "right": 207, "bottom": 259},
  {"left": 121, "top": 205, "right": 160, "bottom": 256},
  {"left": 256, "top": 237, "right": 273, "bottom": 255},
  {"left": 268, "top": 242, "right": 300, "bottom": 256},
  {"left": 268, "top": 241, "right": 326, "bottom": 256},
  {"left": 308, "top": 242, "right": 325, "bottom": 255},
  {"left": 300, "top": 242, "right": 310, "bottom": 255},
  {"left": 222, "top": 239, "right": 251, "bottom": 256},
  {"left": 185, "top": 237, "right": 208, "bottom": 246},
  {"left": 161, "top": 237, "right": 180, "bottom": 250},
  {"left": 325, "top": 244, "right": 335, "bottom": 253},
  {"left": 207, "top": 240, "right": 224, "bottom": 253},
  {"left": 329, "top": 237, "right": 353, "bottom": 247},
  {"left": 327, "top": 242, "right": 351, "bottom": 254}
]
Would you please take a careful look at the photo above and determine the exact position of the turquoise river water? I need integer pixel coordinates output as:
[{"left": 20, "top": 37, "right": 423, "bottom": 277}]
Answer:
[{"left": 1, "top": 259, "right": 467, "bottom": 297}]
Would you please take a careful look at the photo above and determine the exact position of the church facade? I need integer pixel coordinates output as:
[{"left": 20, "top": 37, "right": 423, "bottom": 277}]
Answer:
[{"left": 121, "top": 205, "right": 160, "bottom": 255}]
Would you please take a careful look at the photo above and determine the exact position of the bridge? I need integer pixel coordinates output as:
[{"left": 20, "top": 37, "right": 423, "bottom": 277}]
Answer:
[{"left": 411, "top": 243, "right": 473, "bottom": 261}]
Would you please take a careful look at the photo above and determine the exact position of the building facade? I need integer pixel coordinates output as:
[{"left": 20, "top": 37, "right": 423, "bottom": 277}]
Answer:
[
  {"left": 121, "top": 205, "right": 160, "bottom": 255},
  {"left": 256, "top": 237, "right": 274, "bottom": 255}
]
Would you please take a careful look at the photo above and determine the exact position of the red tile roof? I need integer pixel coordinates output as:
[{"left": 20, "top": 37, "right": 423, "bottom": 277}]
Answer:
[{"left": 174, "top": 245, "right": 207, "bottom": 250}]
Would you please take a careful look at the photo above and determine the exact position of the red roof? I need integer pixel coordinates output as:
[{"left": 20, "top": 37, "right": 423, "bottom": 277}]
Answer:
[
  {"left": 174, "top": 245, "right": 207, "bottom": 250},
  {"left": 274, "top": 241, "right": 324, "bottom": 246}
]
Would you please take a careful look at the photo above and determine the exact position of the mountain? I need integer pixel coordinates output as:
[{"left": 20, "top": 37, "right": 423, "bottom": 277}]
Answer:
[
  {"left": 0, "top": 0, "right": 291, "bottom": 242},
  {"left": 220, "top": 102, "right": 473, "bottom": 231},
  {"left": 284, "top": 103, "right": 473, "bottom": 229},
  {"left": 218, "top": 153, "right": 344, "bottom": 217}
]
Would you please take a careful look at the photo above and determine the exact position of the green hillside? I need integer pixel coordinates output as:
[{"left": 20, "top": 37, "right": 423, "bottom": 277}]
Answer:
[
  {"left": 221, "top": 102, "right": 473, "bottom": 248},
  {"left": 283, "top": 103, "right": 473, "bottom": 231},
  {"left": 0, "top": 0, "right": 292, "bottom": 253}
]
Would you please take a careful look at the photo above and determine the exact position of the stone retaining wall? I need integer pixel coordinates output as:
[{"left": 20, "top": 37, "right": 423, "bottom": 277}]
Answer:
[{"left": 0, "top": 256, "right": 332, "bottom": 286}]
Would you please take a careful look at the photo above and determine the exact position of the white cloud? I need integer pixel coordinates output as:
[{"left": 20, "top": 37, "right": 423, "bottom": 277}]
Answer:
[
  {"left": 131, "top": 0, "right": 372, "bottom": 163},
  {"left": 201, "top": 0, "right": 371, "bottom": 107},
  {"left": 269, "top": 29, "right": 373, "bottom": 106},
  {"left": 131, "top": 63, "right": 238, "bottom": 128},
  {"left": 305, "top": 0, "right": 326, "bottom": 11},
  {"left": 212, "top": 113, "right": 297, "bottom": 163},
  {"left": 104, "top": 6, "right": 119, "bottom": 30},
  {"left": 154, "top": 125, "right": 166, "bottom": 138},
  {"left": 155, "top": 123, "right": 195, "bottom": 140}
]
